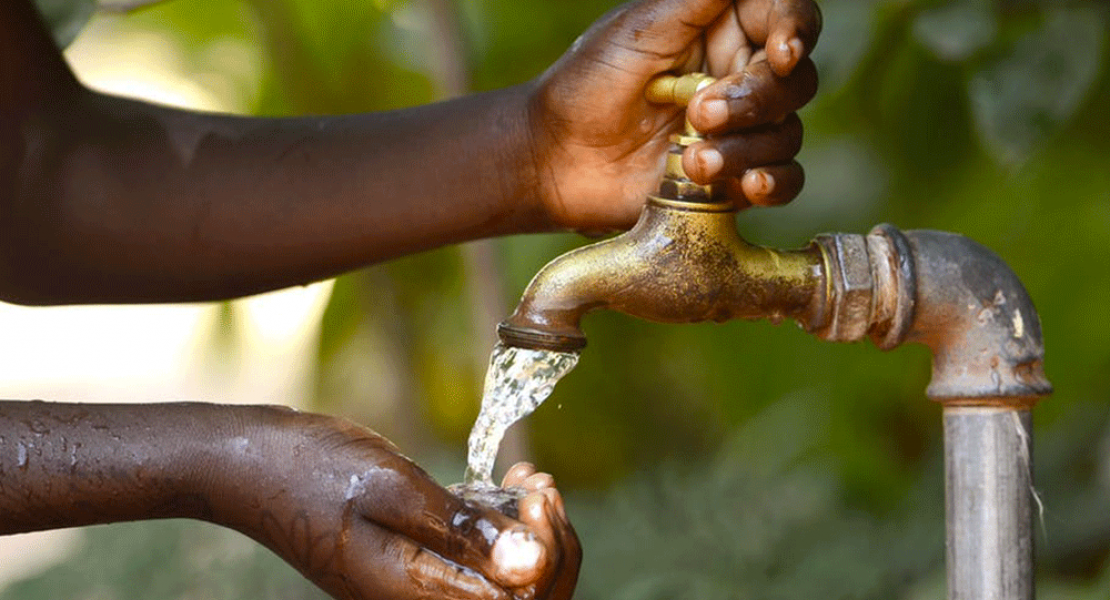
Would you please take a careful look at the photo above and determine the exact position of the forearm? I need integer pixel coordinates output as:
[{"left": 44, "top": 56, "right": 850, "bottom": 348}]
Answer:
[
  {"left": 2, "top": 82, "right": 545, "bottom": 304},
  {"left": 0, "top": 400, "right": 248, "bottom": 534}
]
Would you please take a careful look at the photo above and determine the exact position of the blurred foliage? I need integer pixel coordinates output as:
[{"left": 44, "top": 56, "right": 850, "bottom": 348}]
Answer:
[
  {"left": 11, "top": 0, "right": 1110, "bottom": 597},
  {"left": 0, "top": 521, "right": 327, "bottom": 600}
]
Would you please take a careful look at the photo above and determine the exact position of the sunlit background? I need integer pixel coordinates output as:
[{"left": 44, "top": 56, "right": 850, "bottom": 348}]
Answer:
[{"left": 4, "top": 0, "right": 1110, "bottom": 598}]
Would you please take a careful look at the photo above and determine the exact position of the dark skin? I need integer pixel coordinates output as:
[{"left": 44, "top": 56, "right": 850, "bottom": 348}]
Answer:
[
  {"left": 0, "top": 0, "right": 820, "bottom": 598},
  {"left": 0, "top": 401, "right": 579, "bottom": 600}
]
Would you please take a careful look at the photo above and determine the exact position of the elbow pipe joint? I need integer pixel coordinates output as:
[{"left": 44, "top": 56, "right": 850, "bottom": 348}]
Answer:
[{"left": 816, "top": 224, "right": 1052, "bottom": 405}]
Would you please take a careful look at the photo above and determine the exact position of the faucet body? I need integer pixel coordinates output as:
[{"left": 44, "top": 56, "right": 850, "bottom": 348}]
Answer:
[
  {"left": 501, "top": 73, "right": 828, "bottom": 353},
  {"left": 498, "top": 196, "right": 824, "bottom": 352}
]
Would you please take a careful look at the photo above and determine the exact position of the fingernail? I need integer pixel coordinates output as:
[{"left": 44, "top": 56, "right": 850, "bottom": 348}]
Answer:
[
  {"left": 697, "top": 148, "right": 724, "bottom": 179},
  {"left": 525, "top": 472, "right": 555, "bottom": 491},
  {"left": 699, "top": 100, "right": 728, "bottom": 129},
  {"left": 787, "top": 37, "right": 804, "bottom": 66},
  {"left": 744, "top": 169, "right": 775, "bottom": 200},
  {"left": 492, "top": 528, "right": 544, "bottom": 586}
]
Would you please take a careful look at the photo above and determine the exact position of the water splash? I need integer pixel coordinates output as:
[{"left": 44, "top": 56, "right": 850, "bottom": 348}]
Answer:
[{"left": 464, "top": 343, "right": 579, "bottom": 487}]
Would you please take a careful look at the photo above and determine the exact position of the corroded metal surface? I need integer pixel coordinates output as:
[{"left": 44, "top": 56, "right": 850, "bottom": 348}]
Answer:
[
  {"left": 498, "top": 197, "right": 826, "bottom": 352},
  {"left": 499, "top": 72, "right": 828, "bottom": 352},
  {"left": 901, "top": 230, "right": 1051, "bottom": 404}
]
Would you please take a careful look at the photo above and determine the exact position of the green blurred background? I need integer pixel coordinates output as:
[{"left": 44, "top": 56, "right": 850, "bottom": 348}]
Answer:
[{"left": 8, "top": 0, "right": 1110, "bottom": 598}]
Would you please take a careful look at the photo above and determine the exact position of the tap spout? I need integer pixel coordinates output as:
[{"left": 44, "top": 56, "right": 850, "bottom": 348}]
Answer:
[{"left": 497, "top": 196, "right": 827, "bottom": 352}]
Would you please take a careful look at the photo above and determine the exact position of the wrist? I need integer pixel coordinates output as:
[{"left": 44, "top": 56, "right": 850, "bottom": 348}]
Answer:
[
  {"left": 484, "top": 81, "right": 560, "bottom": 234},
  {"left": 187, "top": 404, "right": 294, "bottom": 529}
]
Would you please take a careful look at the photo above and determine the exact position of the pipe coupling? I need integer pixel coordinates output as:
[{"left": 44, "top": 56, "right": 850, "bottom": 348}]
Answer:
[{"left": 814, "top": 224, "right": 914, "bottom": 349}]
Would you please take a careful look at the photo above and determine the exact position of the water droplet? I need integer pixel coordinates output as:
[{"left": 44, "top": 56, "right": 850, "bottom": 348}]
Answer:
[
  {"left": 16, "top": 442, "right": 28, "bottom": 469},
  {"left": 464, "top": 344, "right": 578, "bottom": 486}
]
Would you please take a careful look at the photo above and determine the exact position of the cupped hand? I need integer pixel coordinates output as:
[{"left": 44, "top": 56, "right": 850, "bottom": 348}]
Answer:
[
  {"left": 528, "top": 0, "right": 821, "bottom": 232},
  {"left": 210, "top": 408, "right": 579, "bottom": 600}
]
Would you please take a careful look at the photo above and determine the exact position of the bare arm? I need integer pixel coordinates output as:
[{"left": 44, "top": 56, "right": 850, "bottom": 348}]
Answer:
[
  {"left": 4, "top": 87, "right": 543, "bottom": 304},
  {"left": 0, "top": 400, "right": 220, "bottom": 531},
  {"left": 1, "top": 0, "right": 819, "bottom": 305},
  {"left": 2, "top": 0, "right": 545, "bottom": 304}
]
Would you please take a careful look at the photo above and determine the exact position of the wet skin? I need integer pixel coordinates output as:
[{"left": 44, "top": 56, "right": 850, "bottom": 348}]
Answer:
[
  {"left": 1, "top": 0, "right": 819, "bottom": 304},
  {"left": 0, "top": 0, "right": 818, "bottom": 597},
  {"left": 0, "top": 401, "right": 579, "bottom": 600}
]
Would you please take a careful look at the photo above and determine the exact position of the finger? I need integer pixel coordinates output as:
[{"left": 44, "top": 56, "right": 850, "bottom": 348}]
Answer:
[
  {"left": 511, "top": 492, "right": 560, "bottom": 590},
  {"left": 484, "top": 491, "right": 558, "bottom": 592},
  {"left": 740, "top": 161, "right": 805, "bottom": 206},
  {"left": 490, "top": 525, "right": 548, "bottom": 588},
  {"left": 687, "top": 59, "right": 817, "bottom": 134},
  {"left": 525, "top": 488, "right": 580, "bottom": 600},
  {"left": 705, "top": 7, "right": 750, "bottom": 78},
  {"left": 737, "top": 0, "right": 822, "bottom": 76},
  {"left": 344, "top": 519, "right": 511, "bottom": 600},
  {"left": 518, "top": 492, "right": 558, "bottom": 551},
  {"left": 581, "top": 0, "right": 737, "bottom": 73},
  {"left": 682, "top": 113, "right": 803, "bottom": 183},
  {"left": 545, "top": 489, "right": 581, "bottom": 600},
  {"left": 538, "top": 482, "right": 569, "bottom": 524},
  {"left": 501, "top": 462, "right": 536, "bottom": 488}
]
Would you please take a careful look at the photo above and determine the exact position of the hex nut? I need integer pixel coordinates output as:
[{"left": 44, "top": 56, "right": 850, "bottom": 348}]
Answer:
[{"left": 816, "top": 233, "right": 874, "bottom": 342}]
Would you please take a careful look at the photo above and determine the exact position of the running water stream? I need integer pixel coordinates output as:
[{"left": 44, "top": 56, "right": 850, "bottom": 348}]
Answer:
[{"left": 463, "top": 343, "right": 579, "bottom": 488}]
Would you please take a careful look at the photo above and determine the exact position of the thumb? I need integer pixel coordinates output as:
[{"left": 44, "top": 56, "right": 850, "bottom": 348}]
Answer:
[
  {"left": 738, "top": 0, "right": 822, "bottom": 76},
  {"left": 604, "top": 0, "right": 733, "bottom": 59}
]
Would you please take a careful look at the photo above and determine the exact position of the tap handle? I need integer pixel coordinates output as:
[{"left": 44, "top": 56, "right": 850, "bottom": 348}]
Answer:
[
  {"left": 645, "top": 73, "right": 721, "bottom": 201},
  {"left": 645, "top": 72, "right": 716, "bottom": 106}
]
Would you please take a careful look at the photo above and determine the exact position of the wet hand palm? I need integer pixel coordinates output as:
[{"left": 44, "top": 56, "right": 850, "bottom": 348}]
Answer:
[
  {"left": 530, "top": 0, "right": 821, "bottom": 231},
  {"left": 218, "top": 410, "right": 579, "bottom": 600}
]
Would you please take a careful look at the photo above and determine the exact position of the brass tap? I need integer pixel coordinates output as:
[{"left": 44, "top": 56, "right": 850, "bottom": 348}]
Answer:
[{"left": 498, "top": 73, "right": 828, "bottom": 352}]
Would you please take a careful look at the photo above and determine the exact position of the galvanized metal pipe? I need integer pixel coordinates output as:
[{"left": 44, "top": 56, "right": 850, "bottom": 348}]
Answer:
[{"left": 945, "top": 406, "right": 1035, "bottom": 600}]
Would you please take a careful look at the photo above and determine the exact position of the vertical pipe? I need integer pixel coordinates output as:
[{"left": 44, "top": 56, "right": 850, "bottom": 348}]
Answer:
[{"left": 944, "top": 406, "right": 1034, "bottom": 600}]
